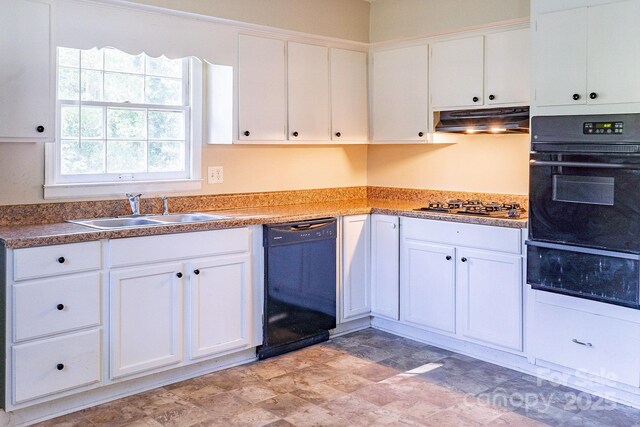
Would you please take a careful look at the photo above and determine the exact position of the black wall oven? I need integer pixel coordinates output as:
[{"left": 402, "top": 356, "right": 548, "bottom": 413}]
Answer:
[{"left": 527, "top": 114, "right": 640, "bottom": 309}]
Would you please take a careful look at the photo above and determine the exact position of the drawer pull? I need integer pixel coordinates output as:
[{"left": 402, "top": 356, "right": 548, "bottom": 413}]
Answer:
[
  {"left": 56, "top": 304, "right": 64, "bottom": 311},
  {"left": 176, "top": 272, "right": 183, "bottom": 278},
  {"left": 56, "top": 363, "right": 64, "bottom": 371},
  {"left": 572, "top": 338, "right": 593, "bottom": 348},
  {"left": 57, "top": 257, "right": 65, "bottom": 264},
  {"left": 194, "top": 269, "right": 200, "bottom": 275}
]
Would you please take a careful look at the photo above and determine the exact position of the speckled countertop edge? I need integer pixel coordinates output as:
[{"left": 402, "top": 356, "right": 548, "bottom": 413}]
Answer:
[{"left": 0, "top": 198, "right": 527, "bottom": 249}]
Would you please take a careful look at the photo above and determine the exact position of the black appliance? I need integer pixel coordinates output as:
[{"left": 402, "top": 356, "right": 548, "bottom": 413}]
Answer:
[
  {"left": 258, "top": 218, "right": 337, "bottom": 359},
  {"left": 435, "top": 106, "right": 530, "bottom": 134},
  {"left": 527, "top": 114, "right": 640, "bottom": 309},
  {"left": 415, "top": 199, "right": 526, "bottom": 219}
]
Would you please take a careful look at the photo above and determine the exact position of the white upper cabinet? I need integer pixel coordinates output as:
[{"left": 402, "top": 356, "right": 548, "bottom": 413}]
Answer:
[
  {"left": 287, "top": 42, "right": 330, "bottom": 141},
  {"left": 485, "top": 28, "right": 530, "bottom": 106},
  {"left": 430, "top": 36, "right": 484, "bottom": 109},
  {"left": 534, "top": 0, "right": 640, "bottom": 109},
  {"left": 372, "top": 45, "right": 428, "bottom": 142},
  {"left": 0, "top": 0, "right": 52, "bottom": 142},
  {"left": 330, "top": 48, "right": 368, "bottom": 142},
  {"left": 430, "top": 28, "right": 529, "bottom": 110},
  {"left": 238, "top": 35, "right": 286, "bottom": 141}
]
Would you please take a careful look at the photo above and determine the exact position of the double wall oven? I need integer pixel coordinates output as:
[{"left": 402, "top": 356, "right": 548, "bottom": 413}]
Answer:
[{"left": 527, "top": 114, "right": 640, "bottom": 309}]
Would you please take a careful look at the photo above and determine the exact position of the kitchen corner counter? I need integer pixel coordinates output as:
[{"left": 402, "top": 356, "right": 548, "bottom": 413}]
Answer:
[{"left": 0, "top": 198, "right": 527, "bottom": 249}]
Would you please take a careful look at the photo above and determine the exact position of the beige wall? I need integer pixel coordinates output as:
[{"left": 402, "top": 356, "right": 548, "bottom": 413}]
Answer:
[
  {"left": 370, "top": 0, "right": 530, "bottom": 42},
  {"left": 368, "top": 134, "right": 530, "bottom": 195},
  {"left": 126, "top": 0, "right": 370, "bottom": 42}
]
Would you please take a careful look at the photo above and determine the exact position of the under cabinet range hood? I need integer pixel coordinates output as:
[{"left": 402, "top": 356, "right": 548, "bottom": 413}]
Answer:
[{"left": 435, "top": 106, "right": 530, "bottom": 134}]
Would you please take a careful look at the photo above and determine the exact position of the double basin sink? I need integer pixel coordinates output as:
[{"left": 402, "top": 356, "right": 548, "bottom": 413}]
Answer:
[{"left": 68, "top": 213, "right": 230, "bottom": 230}]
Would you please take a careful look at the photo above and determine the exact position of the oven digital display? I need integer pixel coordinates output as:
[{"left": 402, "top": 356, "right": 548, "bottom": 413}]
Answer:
[{"left": 583, "top": 121, "right": 624, "bottom": 134}]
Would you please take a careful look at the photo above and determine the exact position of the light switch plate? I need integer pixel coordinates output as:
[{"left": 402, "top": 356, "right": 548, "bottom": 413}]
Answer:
[{"left": 207, "top": 166, "right": 223, "bottom": 184}]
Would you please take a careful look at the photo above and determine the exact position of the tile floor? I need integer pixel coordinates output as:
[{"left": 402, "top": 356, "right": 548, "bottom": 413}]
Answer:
[{"left": 37, "top": 329, "right": 640, "bottom": 426}]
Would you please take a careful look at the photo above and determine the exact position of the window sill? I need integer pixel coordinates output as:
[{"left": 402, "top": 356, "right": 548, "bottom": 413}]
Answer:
[{"left": 44, "top": 179, "right": 203, "bottom": 200}]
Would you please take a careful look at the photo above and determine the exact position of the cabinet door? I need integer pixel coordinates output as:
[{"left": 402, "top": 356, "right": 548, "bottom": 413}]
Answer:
[
  {"left": 188, "top": 255, "right": 251, "bottom": 360},
  {"left": 238, "top": 35, "right": 286, "bottom": 141},
  {"left": 110, "top": 263, "right": 183, "bottom": 379},
  {"left": 370, "top": 215, "right": 399, "bottom": 320},
  {"left": 287, "top": 42, "right": 330, "bottom": 141},
  {"left": 430, "top": 36, "right": 484, "bottom": 109},
  {"left": 330, "top": 48, "right": 368, "bottom": 141},
  {"left": 342, "top": 215, "right": 371, "bottom": 321},
  {"left": 372, "top": 45, "right": 428, "bottom": 141},
  {"left": 0, "top": 0, "right": 51, "bottom": 141},
  {"left": 533, "top": 8, "right": 588, "bottom": 107},
  {"left": 457, "top": 249, "right": 522, "bottom": 351},
  {"left": 485, "top": 28, "right": 530, "bottom": 106},
  {"left": 401, "top": 240, "right": 456, "bottom": 333},
  {"left": 587, "top": 0, "right": 640, "bottom": 105}
]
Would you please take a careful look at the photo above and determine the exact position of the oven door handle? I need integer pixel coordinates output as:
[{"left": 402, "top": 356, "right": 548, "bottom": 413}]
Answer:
[
  {"left": 529, "top": 160, "right": 640, "bottom": 169},
  {"left": 525, "top": 240, "right": 640, "bottom": 260}
]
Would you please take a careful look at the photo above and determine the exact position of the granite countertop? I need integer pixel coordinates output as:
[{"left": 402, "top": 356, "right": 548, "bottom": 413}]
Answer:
[{"left": 0, "top": 198, "right": 527, "bottom": 249}]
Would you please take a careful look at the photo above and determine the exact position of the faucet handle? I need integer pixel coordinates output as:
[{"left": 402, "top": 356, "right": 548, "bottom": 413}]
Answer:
[{"left": 161, "top": 195, "right": 169, "bottom": 215}]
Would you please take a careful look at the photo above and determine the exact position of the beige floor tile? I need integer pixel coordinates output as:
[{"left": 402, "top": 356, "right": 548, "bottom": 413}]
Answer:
[
  {"left": 321, "top": 373, "right": 373, "bottom": 393},
  {"left": 257, "top": 393, "right": 317, "bottom": 418},
  {"left": 284, "top": 404, "right": 347, "bottom": 426},
  {"left": 224, "top": 407, "right": 281, "bottom": 426},
  {"left": 231, "top": 384, "right": 279, "bottom": 404},
  {"left": 324, "top": 354, "right": 374, "bottom": 372},
  {"left": 33, "top": 412, "right": 94, "bottom": 427},
  {"left": 289, "top": 382, "right": 346, "bottom": 405},
  {"left": 81, "top": 402, "right": 147, "bottom": 426},
  {"left": 322, "top": 394, "right": 379, "bottom": 418},
  {"left": 191, "top": 391, "right": 254, "bottom": 417},
  {"left": 352, "top": 362, "right": 401, "bottom": 382}
]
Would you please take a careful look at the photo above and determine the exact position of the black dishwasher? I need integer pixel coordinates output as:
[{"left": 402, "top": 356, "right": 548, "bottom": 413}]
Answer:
[{"left": 258, "top": 218, "right": 337, "bottom": 359}]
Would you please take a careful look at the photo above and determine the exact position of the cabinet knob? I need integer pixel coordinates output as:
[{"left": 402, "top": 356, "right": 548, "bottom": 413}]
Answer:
[
  {"left": 243, "top": 131, "right": 250, "bottom": 137},
  {"left": 461, "top": 257, "right": 467, "bottom": 262},
  {"left": 589, "top": 92, "right": 598, "bottom": 100},
  {"left": 446, "top": 255, "right": 452, "bottom": 260},
  {"left": 56, "top": 363, "right": 64, "bottom": 371},
  {"left": 56, "top": 304, "right": 64, "bottom": 311},
  {"left": 572, "top": 93, "right": 581, "bottom": 101},
  {"left": 335, "top": 132, "right": 341, "bottom": 138},
  {"left": 472, "top": 97, "right": 479, "bottom": 103},
  {"left": 176, "top": 272, "right": 183, "bottom": 278},
  {"left": 292, "top": 131, "right": 299, "bottom": 137},
  {"left": 36, "top": 125, "right": 45, "bottom": 133},
  {"left": 194, "top": 269, "right": 200, "bottom": 275},
  {"left": 488, "top": 94, "right": 495, "bottom": 101},
  {"left": 418, "top": 132, "right": 424, "bottom": 137},
  {"left": 57, "top": 257, "right": 65, "bottom": 264}
]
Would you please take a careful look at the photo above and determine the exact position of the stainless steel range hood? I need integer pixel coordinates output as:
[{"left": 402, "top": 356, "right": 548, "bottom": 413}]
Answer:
[{"left": 435, "top": 106, "right": 530, "bottom": 134}]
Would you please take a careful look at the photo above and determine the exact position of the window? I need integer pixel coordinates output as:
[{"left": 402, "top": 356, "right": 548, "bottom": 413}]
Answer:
[{"left": 46, "top": 46, "right": 202, "bottom": 198}]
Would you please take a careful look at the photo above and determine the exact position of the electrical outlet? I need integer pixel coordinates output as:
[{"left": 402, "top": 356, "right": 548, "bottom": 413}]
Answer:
[{"left": 207, "top": 166, "right": 223, "bottom": 184}]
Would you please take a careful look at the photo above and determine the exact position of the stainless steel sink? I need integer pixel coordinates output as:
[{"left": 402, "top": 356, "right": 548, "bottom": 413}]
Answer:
[{"left": 68, "top": 213, "right": 230, "bottom": 230}]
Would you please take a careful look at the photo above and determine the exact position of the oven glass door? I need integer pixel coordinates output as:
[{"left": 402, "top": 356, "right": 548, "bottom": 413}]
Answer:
[
  {"left": 527, "top": 242, "right": 640, "bottom": 309},
  {"left": 529, "top": 153, "right": 640, "bottom": 253}
]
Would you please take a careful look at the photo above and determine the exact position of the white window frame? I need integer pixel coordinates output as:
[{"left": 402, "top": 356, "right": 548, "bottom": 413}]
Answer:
[{"left": 45, "top": 49, "right": 202, "bottom": 199}]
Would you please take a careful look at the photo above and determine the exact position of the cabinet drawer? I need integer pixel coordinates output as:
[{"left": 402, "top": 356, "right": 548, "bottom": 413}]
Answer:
[
  {"left": 402, "top": 218, "right": 521, "bottom": 254},
  {"left": 14, "top": 273, "right": 101, "bottom": 342},
  {"left": 110, "top": 228, "right": 250, "bottom": 267},
  {"left": 14, "top": 241, "right": 101, "bottom": 281},
  {"left": 13, "top": 329, "right": 101, "bottom": 404},
  {"left": 532, "top": 301, "right": 640, "bottom": 387}
]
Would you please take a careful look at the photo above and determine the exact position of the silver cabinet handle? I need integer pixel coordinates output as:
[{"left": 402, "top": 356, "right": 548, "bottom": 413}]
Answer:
[{"left": 572, "top": 338, "right": 593, "bottom": 348}]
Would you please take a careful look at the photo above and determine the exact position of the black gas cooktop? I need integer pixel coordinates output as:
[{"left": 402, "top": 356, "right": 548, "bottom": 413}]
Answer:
[{"left": 415, "top": 199, "right": 526, "bottom": 219}]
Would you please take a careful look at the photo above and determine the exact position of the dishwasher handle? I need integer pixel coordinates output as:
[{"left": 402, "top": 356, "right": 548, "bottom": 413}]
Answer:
[{"left": 264, "top": 218, "right": 337, "bottom": 246}]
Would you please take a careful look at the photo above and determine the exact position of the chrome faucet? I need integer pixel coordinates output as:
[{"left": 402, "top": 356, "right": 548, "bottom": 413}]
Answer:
[
  {"left": 161, "top": 195, "right": 169, "bottom": 215},
  {"left": 125, "top": 193, "right": 142, "bottom": 215}
]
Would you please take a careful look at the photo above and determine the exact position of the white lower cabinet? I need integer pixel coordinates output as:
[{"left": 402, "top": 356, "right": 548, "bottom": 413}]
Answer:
[
  {"left": 188, "top": 255, "right": 251, "bottom": 360},
  {"left": 370, "top": 215, "right": 399, "bottom": 320},
  {"left": 341, "top": 215, "right": 371, "bottom": 321},
  {"left": 399, "top": 218, "right": 524, "bottom": 352},
  {"left": 109, "top": 262, "right": 184, "bottom": 379}
]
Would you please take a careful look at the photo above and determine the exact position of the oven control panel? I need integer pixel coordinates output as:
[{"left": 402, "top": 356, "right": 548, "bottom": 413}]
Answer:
[{"left": 583, "top": 121, "right": 624, "bottom": 135}]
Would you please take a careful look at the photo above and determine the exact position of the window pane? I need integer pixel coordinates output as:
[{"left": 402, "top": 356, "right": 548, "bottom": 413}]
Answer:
[
  {"left": 80, "top": 69, "right": 104, "bottom": 102},
  {"left": 81, "top": 106, "right": 104, "bottom": 139},
  {"left": 60, "top": 106, "right": 79, "bottom": 138},
  {"left": 104, "top": 72, "right": 144, "bottom": 103},
  {"left": 146, "top": 56, "right": 182, "bottom": 78},
  {"left": 58, "top": 47, "right": 79, "bottom": 68},
  {"left": 145, "top": 77, "right": 182, "bottom": 105},
  {"left": 61, "top": 139, "right": 105, "bottom": 174},
  {"left": 107, "top": 141, "right": 146, "bottom": 173},
  {"left": 149, "top": 141, "right": 185, "bottom": 172},
  {"left": 148, "top": 111, "right": 184, "bottom": 140},
  {"left": 104, "top": 49, "right": 144, "bottom": 74},
  {"left": 81, "top": 48, "right": 103, "bottom": 70},
  {"left": 107, "top": 108, "right": 146, "bottom": 139},
  {"left": 58, "top": 68, "right": 79, "bottom": 100}
]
